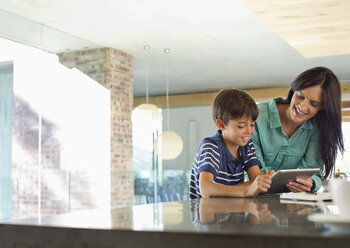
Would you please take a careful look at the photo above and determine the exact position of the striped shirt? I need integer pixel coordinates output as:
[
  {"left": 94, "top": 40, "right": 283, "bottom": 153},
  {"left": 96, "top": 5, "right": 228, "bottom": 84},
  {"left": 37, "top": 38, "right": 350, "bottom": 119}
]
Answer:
[{"left": 189, "top": 130, "right": 262, "bottom": 199}]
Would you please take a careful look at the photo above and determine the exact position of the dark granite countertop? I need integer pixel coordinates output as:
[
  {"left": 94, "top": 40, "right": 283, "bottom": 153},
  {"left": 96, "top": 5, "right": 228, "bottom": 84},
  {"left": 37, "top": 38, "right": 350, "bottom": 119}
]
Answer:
[{"left": 1, "top": 195, "right": 350, "bottom": 248}]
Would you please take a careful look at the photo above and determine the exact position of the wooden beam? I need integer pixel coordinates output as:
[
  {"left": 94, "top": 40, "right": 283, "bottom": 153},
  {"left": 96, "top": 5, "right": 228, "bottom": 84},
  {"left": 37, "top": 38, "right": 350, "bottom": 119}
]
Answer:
[
  {"left": 134, "top": 92, "right": 217, "bottom": 108},
  {"left": 341, "top": 83, "right": 350, "bottom": 94},
  {"left": 342, "top": 101, "right": 350, "bottom": 108},
  {"left": 134, "top": 87, "right": 290, "bottom": 108},
  {"left": 245, "top": 87, "right": 289, "bottom": 101},
  {"left": 134, "top": 83, "right": 350, "bottom": 108},
  {"left": 342, "top": 109, "right": 350, "bottom": 117}
]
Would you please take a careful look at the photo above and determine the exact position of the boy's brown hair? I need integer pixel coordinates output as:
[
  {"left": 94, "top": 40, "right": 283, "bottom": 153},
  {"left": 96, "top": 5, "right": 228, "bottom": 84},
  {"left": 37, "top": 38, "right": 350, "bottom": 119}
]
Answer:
[{"left": 212, "top": 88, "right": 258, "bottom": 125}]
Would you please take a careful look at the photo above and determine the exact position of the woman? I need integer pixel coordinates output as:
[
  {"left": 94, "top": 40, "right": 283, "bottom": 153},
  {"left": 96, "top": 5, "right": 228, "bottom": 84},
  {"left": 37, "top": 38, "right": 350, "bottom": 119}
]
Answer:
[{"left": 252, "top": 66, "right": 344, "bottom": 192}]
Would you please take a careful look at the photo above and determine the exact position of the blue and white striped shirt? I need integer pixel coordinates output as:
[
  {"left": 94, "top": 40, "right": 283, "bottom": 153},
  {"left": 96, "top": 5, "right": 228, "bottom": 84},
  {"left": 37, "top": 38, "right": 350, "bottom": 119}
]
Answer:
[{"left": 189, "top": 130, "right": 262, "bottom": 199}]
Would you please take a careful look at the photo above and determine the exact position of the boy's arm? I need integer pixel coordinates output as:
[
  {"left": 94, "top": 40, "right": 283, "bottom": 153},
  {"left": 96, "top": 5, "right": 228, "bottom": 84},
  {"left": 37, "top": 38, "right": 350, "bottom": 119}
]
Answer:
[{"left": 199, "top": 166, "right": 272, "bottom": 198}]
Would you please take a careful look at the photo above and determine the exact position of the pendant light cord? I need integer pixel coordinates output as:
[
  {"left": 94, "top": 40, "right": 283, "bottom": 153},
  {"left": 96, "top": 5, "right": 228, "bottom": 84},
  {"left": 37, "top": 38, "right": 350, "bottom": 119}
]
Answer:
[
  {"left": 165, "top": 52, "right": 170, "bottom": 131},
  {"left": 145, "top": 51, "right": 149, "bottom": 104},
  {"left": 144, "top": 45, "right": 151, "bottom": 104}
]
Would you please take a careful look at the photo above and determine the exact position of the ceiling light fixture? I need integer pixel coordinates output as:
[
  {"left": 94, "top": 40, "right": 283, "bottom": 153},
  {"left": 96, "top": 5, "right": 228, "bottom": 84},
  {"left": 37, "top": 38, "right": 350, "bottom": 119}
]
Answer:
[{"left": 154, "top": 48, "right": 183, "bottom": 160}]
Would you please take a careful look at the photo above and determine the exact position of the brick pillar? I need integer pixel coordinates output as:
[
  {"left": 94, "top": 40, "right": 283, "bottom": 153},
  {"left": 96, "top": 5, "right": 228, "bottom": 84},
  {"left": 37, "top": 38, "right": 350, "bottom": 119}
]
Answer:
[{"left": 57, "top": 48, "right": 134, "bottom": 208}]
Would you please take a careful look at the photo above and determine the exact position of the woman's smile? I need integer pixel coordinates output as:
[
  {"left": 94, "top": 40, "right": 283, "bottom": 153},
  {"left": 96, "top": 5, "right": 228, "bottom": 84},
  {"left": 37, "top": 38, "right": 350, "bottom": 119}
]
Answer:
[{"left": 294, "top": 106, "right": 307, "bottom": 117}]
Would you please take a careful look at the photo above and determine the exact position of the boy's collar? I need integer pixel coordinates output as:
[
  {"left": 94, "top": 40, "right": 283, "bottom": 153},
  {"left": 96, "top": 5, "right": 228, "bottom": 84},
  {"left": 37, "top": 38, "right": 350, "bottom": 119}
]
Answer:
[{"left": 215, "top": 130, "right": 245, "bottom": 161}]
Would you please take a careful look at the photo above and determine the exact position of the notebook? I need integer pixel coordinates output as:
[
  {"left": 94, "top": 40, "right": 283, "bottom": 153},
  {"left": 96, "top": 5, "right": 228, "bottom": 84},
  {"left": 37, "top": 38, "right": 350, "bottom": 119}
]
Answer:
[{"left": 280, "top": 192, "right": 333, "bottom": 202}]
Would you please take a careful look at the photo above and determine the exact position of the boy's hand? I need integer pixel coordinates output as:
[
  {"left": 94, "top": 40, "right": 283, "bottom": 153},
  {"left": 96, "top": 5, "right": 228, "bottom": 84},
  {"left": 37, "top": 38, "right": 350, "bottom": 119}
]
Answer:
[
  {"left": 246, "top": 174, "right": 272, "bottom": 197},
  {"left": 263, "top": 170, "right": 275, "bottom": 176},
  {"left": 256, "top": 174, "right": 272, "bottom": 193}
]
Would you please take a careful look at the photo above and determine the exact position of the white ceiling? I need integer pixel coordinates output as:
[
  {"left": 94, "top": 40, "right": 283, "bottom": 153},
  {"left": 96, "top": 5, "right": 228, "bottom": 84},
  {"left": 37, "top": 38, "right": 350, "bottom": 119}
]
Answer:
[{"left": 0, "top": 0, "right": 350, "bottom": 97}]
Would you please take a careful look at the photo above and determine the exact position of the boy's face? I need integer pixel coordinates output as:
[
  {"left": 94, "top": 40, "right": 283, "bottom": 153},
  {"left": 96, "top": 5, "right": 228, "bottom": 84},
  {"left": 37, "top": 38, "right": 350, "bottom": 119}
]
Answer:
[{"left": 217, "top": 115, "right": 255, "bottom": 149}]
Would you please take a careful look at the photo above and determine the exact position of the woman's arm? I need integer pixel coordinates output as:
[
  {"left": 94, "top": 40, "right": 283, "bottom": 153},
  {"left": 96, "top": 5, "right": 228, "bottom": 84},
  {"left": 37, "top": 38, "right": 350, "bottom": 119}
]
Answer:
[{"left": 286, "top": 129, "right": 322, "bottom": 192}]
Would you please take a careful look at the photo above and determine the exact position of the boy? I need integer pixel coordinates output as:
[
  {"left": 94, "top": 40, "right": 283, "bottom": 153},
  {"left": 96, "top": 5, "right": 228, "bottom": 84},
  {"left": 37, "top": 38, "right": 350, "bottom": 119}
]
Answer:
[{"left": 189, "top": 89, "right": 272, "bottom": 198}]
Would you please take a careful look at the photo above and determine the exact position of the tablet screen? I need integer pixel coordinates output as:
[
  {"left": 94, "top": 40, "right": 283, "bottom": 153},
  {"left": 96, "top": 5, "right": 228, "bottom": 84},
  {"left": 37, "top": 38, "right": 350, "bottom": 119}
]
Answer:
[{"left": 264, "top": 168, "right": 320, "bottom": 194}]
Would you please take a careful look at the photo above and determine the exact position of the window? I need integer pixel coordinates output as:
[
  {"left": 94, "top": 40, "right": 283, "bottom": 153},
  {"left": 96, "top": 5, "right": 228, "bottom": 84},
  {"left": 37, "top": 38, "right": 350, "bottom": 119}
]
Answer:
[{"left": 0, "top": 37, "right": 110, "bottom": 220}]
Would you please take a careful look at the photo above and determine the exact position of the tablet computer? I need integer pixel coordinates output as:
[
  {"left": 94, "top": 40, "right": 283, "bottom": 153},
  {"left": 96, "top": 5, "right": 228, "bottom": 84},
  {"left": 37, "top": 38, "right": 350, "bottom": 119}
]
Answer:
[{"left": 264, "top": 168, "right": 320, "bottom": 194}]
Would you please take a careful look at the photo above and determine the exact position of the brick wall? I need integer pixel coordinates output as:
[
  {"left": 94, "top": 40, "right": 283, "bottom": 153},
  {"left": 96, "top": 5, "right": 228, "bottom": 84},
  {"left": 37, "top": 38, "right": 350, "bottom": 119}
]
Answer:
[{"left": 58, "top": 48, "right": 134, "bottom": 208}]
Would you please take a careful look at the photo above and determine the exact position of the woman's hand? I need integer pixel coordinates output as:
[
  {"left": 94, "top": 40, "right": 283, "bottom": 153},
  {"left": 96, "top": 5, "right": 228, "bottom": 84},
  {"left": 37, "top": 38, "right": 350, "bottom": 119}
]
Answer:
[{"left": 286, "top": 176, "right": 313, "bottom": 192}]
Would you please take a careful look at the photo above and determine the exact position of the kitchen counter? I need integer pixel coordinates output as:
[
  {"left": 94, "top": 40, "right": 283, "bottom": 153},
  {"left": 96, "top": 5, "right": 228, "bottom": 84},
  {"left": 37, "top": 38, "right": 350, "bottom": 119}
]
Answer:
[{"left": 1, "top": 195, "right": 349, "bottom": 248}]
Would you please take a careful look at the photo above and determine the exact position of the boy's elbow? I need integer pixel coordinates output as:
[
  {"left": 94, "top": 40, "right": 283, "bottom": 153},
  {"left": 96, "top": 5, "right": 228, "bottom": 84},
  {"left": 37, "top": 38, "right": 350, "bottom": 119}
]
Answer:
[
  {"left": 200, "top": 190, "right": 211, "bottom": 198},
  {"left": 198, "top": 172, "right": 215, "bottom": 198},
  {"left": 199, "top": 185, "right": 212, "bottom": 198}
]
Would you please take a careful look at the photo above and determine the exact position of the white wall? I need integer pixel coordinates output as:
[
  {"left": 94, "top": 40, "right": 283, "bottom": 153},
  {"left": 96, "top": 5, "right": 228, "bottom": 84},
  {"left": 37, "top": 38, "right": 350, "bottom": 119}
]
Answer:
[{"left": 162, "top": 105, "right": 217, "bottom": 170}]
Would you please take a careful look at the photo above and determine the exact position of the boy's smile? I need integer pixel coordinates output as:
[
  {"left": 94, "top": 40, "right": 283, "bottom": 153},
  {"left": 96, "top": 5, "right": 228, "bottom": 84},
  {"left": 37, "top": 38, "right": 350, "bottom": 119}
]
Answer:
[{"left": 217, "top": 115, "right": 255, "bottom": 158}]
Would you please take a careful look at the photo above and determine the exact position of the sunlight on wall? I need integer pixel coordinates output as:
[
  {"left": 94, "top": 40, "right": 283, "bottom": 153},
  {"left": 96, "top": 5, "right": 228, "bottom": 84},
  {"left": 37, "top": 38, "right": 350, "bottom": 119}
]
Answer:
[{"left": 0, "top": 37, "right": 111, "bottom": 218}]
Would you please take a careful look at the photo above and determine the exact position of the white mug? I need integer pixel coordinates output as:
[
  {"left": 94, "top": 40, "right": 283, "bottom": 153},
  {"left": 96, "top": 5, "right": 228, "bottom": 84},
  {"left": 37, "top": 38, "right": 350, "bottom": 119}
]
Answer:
[{"left": 329, "top": 179, "right": 350, "bottom": 219}]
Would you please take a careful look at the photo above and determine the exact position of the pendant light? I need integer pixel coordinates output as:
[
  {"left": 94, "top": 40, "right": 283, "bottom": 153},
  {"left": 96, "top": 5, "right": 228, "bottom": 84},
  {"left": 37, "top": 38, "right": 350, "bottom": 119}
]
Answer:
[
  {"left": 154, "top": 48, "right": 183, "bottom": 160},
  {"left": 132, "top": 45, "right": 162, "bottom": 125}
]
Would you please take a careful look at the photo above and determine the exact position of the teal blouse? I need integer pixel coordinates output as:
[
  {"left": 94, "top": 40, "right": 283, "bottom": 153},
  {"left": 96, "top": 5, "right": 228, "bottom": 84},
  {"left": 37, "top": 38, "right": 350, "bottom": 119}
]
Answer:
[{"left": 252, "top": 98, "right": 323, "bottom": 191}]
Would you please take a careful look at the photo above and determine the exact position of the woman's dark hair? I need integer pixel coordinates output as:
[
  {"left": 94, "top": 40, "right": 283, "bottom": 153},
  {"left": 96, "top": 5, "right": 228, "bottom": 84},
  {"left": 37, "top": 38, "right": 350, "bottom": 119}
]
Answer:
[
  {"left": 286, "top": 66, "right": 344, "bottom": 180},
  {"left": 212, "top": 88, "right": 258, "bottom": 125}
]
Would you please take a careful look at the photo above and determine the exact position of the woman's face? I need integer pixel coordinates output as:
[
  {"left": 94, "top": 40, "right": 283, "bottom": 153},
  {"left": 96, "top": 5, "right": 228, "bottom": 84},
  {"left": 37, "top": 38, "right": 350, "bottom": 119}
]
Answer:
[{"left": 289, "top": 85, "right": 323, "bottom": 124}]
